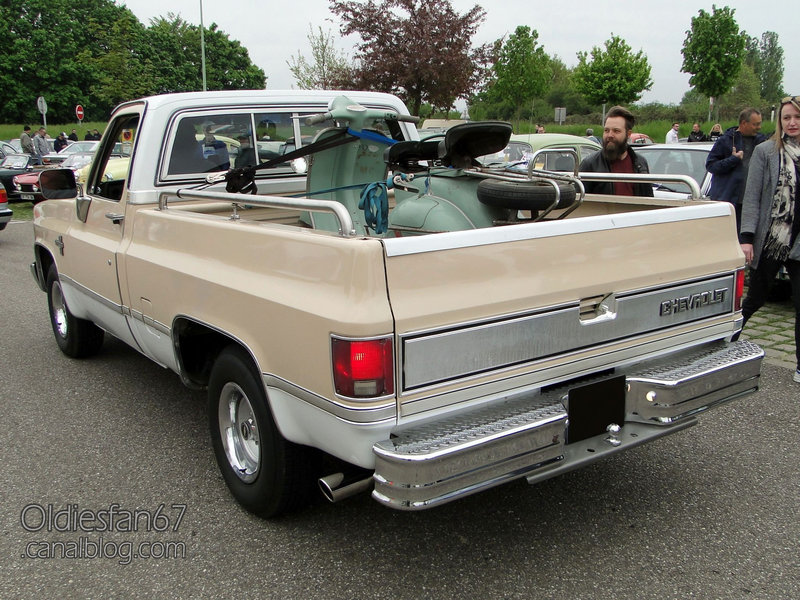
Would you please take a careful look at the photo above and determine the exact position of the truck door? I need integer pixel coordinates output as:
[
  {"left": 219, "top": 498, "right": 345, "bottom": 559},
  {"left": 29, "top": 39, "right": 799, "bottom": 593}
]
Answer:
[{"left": 58, "top": 110, "right": 141, "bottom": 349}]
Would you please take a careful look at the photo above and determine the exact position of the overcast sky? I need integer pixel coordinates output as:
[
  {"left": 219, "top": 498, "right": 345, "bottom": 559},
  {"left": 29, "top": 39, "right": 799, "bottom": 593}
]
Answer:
[{"left": 119, "top": 0, "right": 798, "bottom": 107}]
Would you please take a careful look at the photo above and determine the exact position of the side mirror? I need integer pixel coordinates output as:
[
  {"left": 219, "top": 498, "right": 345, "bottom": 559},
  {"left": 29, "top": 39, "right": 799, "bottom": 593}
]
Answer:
[
  {"left": 291, "top": 157, "right": 308, "bottom": 175},
  {"left": 38, "top": 169, "right": 78, "bottom": 200}
]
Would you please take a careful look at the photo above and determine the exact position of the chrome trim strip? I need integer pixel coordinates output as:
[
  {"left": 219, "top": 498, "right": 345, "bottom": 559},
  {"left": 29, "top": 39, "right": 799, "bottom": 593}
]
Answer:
[
  {"left": 128, "top": 308, "right": 171, "bottom": 335},
  {"left": 381, "top": 202, "right": 731, "bottom": 256},
  {"left": 60, "top": 274, "right": 123, "bottom": 314},
  {"left": 264, "top": 374, "right": 396, "bottom": 424},
  {"left": 402, "top": 274, "right": 736, "bottom": 390}
]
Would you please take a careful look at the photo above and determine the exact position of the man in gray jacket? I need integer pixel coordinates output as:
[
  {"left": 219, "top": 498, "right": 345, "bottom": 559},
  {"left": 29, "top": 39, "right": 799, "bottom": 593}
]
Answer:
[
  {"left": 20, "top": 125, "right": 35, "bottom": 157},
  {"left": 32, "top": 127, "right": 49, "bottom": 164}
]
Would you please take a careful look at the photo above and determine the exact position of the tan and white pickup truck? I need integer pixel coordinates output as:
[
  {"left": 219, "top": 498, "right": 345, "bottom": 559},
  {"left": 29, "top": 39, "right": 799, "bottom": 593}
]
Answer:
[{"left": 31, "top": 90, "right": 764, "bottom": 517}]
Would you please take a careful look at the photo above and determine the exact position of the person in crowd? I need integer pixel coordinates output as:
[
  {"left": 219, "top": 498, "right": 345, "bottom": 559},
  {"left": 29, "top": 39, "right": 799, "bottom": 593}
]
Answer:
[
  {"left": 54, "top": 132, "right": 69, "bottom": 153},
  {"left": 709, "top": 123, "right": 723, "bottom": 142},
  {"left": 585, "top": 128, "right": 601, "bottom": 144},
  {"left": 20, "top": 125, "right": 35, "bottom": 158},
  {"left": 706, "top": 108, "right": 768, "bottom": 230},
  {"left": 33, "top": 127, "right": 49, "bottom": 164},
  {"left": 688, "top": 123, "right": 709, "bottom": 142},
  {"left": 68, "top": 129, "right": 79, "bottom": 142},
  {"left": 536, "top": 124, "right": 545, "bottom": 134},
  {"left": 579, "top": 105, "right": 653, "bottom": 197},
  {"left": 737, "top": 95, "right": 800, "bottom": 384},
  {"left": 665, "top": 122, "right": 680, "bottom": 143},
  {"left": 235, "top": 134, "right": 257, "bottom": 168}
]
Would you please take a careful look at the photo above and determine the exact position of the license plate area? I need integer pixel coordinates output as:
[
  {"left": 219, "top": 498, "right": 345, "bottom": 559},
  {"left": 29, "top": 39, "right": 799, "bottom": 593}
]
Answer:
[
  {"left": 21, "top": 194, "right": 34, "bottom": 200},
  {"left": 566, "top": 375, "right": 626, "bottom": 444}
]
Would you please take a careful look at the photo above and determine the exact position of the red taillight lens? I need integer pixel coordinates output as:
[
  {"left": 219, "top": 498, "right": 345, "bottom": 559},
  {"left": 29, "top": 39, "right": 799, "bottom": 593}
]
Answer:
[
  {"left": 735, "top": 268, "right": 745, "bottom": 311},
  {"left": 0, "top": 187, "right": 6, "bottom": 203},
  {"left": 332, "top": 337, "right": 394, "bottom": 398}
]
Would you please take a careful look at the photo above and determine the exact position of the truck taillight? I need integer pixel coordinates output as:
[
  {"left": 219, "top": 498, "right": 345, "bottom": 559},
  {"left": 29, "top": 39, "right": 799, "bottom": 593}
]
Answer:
[
  {"left": 735, "top": 268, "right": 745, "bottom": 311},
  {"left": 332, "top": 336, "right": 394, "bottom": 398}
]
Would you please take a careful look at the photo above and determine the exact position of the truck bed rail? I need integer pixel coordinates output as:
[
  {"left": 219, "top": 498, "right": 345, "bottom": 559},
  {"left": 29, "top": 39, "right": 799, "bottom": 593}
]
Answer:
[{"left": 159, "top": 189, "right": 358, "bottom": 237}]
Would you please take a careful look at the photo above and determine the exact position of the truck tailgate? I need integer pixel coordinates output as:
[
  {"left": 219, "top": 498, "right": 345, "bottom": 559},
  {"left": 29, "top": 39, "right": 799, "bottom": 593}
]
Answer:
[{"left": 381, "top": 202, "right": 744, "bottom": 418}]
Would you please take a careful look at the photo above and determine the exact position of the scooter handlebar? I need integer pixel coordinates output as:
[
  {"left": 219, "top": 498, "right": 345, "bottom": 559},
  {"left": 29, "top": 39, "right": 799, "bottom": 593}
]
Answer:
[{"left": 305, "top": 111, "right": 333, "bottom": 126}]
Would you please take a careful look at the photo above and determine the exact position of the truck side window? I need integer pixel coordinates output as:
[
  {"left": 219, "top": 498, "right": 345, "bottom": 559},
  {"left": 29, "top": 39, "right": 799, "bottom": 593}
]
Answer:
[{"left": 91, "top": 115, "right": 139, "bottom": 202}]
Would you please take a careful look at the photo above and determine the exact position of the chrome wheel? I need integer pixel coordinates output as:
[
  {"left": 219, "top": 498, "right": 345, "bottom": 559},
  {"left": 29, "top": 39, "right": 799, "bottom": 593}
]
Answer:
[
  {"left": 218, "top": 382, "right": 261, "bottom": 483},
  {"left": 51, "top": 279, "right": 69, "bottom": 339}
]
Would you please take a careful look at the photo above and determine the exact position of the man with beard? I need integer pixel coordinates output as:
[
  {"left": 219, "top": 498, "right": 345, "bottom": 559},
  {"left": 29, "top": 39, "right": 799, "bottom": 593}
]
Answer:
[{"left": 579, "top": 106, "right": 653, "bottom": 197}]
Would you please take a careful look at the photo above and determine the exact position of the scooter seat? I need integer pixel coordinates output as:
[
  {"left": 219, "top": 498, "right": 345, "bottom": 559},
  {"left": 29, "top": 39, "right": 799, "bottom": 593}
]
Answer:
[
  {"left": 439, "top": 122, "right": 512, "bottom": 169},
  {"left": 384, "top": 140, "right": 441, "bottom": 172}
]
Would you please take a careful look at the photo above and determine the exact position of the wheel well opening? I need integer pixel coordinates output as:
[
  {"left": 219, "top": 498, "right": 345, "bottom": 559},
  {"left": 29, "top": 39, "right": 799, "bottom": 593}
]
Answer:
[{"left": 174, "top": 319, "right": 242, "bottom": 390}]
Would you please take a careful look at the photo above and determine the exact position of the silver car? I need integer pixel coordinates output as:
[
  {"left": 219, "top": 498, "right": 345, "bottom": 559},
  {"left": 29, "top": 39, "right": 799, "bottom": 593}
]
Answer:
[{"left": 634, "top": 142, "right": 714, "bottom": 199}]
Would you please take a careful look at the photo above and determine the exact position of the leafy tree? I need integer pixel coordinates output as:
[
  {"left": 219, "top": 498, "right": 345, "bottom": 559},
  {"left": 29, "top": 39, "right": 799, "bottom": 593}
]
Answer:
[
  {"left": 288, "top": 25, "right": 355, "bottom": 89},
  {"left": 573, "top": 35, "right": 652, "bottom": 106},
  {"left": 143, "top": 15, "right": 266, "bottom": 95},
  {"left": 716, "top": 63, "right": 763, "bottom": 119},
  {"left": 329, "top": 0, "right": 490, "bottom": 115},
  {"left": 0, "top": 1, "right": 265, "bottom": 123},
  {"left": 490, "top": 26, "right": 552, "bottom": 121},
  {"left": 745, "top": 31, "right": 784, "bottom": 104},
  {"left": 681, "top": 6, "right": 745, "bottom": 103}
]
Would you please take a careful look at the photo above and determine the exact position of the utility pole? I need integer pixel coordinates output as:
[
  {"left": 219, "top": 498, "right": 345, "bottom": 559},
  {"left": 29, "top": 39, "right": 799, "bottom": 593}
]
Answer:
[{"left": 200, "top": 0, "right": 207, "bottom": 91}]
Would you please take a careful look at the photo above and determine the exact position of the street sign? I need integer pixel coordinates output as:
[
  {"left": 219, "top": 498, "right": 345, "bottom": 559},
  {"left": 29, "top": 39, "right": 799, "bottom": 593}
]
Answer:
[
  {"left": 76, "top": 105, "right": 84, "bottom": 121},
  {"left": 36, "top": 96, "right": 48, "bottom": 128}
]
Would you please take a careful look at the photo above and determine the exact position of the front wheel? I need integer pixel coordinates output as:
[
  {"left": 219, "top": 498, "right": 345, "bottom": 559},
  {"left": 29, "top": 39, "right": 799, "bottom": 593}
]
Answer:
[
  {"left": 208, "top": 345, "right": 316, "bottom": 517},
  {"left": 46, "top": 265, "right": 104, "bottom": 358}
]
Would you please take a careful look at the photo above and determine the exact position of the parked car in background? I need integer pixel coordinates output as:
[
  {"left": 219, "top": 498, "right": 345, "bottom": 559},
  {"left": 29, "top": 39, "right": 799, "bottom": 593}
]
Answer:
[
  {"left": 628, "top": 133, "right": 654, "bottom": 146},
  {"left": 0, "top": 182, "right": 11, "bottom": 230},
  {"left": 634, "top": 143, "right": 713, "bottom": 198},
  {"left": 1, "top": 141, "right": 18, "bottom": 160},
  {"left": 0, "top": 154, "right": 42, "bottom": 199},
  {"left": 480, "top": 133, "right": 602, "bottom": 171},
  {"left": 41, "top": 140, "right": 100, "bottom": 164},
  {"left": 14, "top": 152, "right": 98, "bottom": 205}
]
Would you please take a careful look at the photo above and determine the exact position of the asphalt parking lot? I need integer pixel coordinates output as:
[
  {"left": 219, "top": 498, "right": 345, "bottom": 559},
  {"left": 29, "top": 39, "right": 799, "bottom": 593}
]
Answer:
[{"left": 1, "top": 220, "right": 798, "bottom": 599}]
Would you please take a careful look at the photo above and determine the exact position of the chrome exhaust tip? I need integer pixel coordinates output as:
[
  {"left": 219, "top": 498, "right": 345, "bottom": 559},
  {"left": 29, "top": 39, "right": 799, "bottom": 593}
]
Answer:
[{"left": 318, "top": 472, "right": 373, "bottom": 503}]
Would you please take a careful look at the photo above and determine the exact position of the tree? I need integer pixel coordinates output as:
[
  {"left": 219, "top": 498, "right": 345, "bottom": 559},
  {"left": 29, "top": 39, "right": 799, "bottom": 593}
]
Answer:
[
  {"left": 288, "top": 26, "right": 355, "bottom": 89},
  {"left": 745, "top": 31, "right": 784, "bottom": 104},
  {"left": 716, "top": 63, "right": 763, "bottom": 120},
  {"left": 573, "top": 35, "right": 652, "bottom": 106},
  {"left": 329, "top": 0, "right": 490, "bottom": 115},
  {"left": 490, "top": 26, "right": 552, "bottom": 121},
  {"left": 0, "top": 1, "right": 265, "bottom": 123},
  {"left": 681, "top": 5, "right": 745, "bottom": 105},
  {"left": 143, "top": 15, "right": 266, "bottom": 95}
]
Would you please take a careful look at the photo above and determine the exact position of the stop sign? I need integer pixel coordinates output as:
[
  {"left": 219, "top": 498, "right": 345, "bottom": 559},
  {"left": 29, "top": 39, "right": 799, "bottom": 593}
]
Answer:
[{"left": 75, "top": 105, "right": 84, "bottom": 121}]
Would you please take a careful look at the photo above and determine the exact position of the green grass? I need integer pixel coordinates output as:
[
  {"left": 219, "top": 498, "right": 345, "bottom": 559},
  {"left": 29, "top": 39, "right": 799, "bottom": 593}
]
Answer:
[{"left": 9, "top": 202, "right": 34, "bottom": 221}]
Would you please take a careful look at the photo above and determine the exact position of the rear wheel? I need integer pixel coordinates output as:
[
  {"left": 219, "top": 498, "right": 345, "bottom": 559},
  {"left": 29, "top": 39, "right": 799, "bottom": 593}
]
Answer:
[
  {"left": 46, "top": 265, "right": 104, "bottom": 358},
  {"left": 208, "top": 345, "right": 316, "bottom": 517}
]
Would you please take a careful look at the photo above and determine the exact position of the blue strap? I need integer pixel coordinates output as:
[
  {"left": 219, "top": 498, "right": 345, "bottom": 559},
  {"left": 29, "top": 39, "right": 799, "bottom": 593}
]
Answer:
[
  {"left": 358, "top": 181, "right": 389, "bottom": 234},
  {"left": 346, "top": 127, "right": 397, "bottom": 146}
]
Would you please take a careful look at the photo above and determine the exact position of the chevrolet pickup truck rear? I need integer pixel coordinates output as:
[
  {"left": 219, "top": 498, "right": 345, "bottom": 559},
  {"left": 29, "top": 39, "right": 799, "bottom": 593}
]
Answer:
[{"left": 31, "top": 91, "right": 763, "bottom": 516}]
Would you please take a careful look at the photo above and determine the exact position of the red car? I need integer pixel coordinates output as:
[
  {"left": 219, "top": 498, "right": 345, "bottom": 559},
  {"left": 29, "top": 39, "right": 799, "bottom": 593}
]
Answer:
[
  {"left": 0, "top": 182, "right": 12, "bottom": 230},
  {"left": 11, "top": 170, "right": 45, "bottom": 204}
]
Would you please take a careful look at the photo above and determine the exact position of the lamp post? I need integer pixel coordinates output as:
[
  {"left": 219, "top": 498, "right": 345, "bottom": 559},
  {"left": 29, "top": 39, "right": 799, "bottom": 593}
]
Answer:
[{"left": 199, "top": 0, "right": 207, "bottom": 91}]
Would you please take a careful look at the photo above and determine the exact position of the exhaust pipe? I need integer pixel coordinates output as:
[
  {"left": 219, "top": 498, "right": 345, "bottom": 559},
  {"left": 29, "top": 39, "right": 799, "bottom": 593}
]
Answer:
[{"left": 319, "top": 472, "right": 373, "bottom": 503}]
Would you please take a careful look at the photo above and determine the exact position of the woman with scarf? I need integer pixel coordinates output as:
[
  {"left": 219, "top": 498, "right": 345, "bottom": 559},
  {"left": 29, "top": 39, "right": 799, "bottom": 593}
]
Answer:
[{"left": 739, "top": 95, "right": 800, "bottom": 383}]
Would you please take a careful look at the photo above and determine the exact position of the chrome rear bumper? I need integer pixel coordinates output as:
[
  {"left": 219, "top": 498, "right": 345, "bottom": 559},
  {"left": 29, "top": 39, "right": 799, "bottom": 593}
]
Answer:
[{"left": 371, "top": 340, "right": 763, "bottom": 510}]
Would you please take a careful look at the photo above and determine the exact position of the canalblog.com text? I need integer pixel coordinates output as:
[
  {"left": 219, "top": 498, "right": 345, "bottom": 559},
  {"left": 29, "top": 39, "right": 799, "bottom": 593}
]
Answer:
[{"left": 22, "top": 537, "right": 187, "bottom": 565}]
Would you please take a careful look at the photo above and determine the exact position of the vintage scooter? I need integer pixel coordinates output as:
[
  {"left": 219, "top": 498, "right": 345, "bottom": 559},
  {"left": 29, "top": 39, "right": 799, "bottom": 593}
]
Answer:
[{"left": 225, "top": 95, "right": 584, "bottom": 237}]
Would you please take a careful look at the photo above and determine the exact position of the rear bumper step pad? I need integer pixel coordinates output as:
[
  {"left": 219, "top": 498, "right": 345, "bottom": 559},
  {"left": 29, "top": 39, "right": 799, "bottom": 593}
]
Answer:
[{"left": 372, "top": 340, "right": 763, "bottom": 510}]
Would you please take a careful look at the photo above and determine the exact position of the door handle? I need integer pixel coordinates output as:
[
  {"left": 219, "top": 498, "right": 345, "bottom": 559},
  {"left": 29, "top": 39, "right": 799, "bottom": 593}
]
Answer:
[{"left": 105, "top": 213, "right": 125, "bottom": 225}]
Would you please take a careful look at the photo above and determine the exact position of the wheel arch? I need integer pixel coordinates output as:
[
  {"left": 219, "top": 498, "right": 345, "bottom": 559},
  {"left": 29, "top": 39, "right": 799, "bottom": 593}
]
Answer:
[
  {"left": 172, "top": 316, "right": 265, "bottom": 393},
  {"left": 33, "top": 243, "right": 56, "bottom": 292}
]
